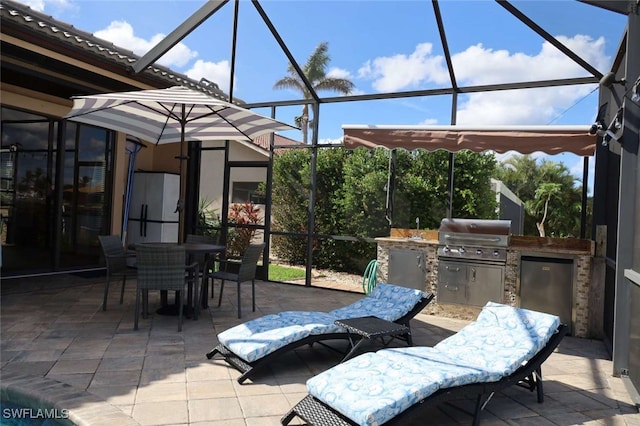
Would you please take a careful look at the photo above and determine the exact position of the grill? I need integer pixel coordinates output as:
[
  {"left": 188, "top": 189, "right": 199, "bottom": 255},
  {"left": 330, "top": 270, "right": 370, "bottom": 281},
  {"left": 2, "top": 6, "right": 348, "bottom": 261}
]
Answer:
[{"left": 437, "top": 219, "right": 511, "bottom": 307}]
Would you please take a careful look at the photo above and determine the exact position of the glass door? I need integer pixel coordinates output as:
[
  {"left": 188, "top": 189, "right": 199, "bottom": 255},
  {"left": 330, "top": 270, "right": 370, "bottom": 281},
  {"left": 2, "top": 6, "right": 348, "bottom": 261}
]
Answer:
[
  {"left": 226, "top": 161, "right": 268, "bottom": 280},
  {"left": 58, "top": 123, "right": 112, "bottom": 269},
  {"left": 0, "top": 109, "right": 56, "bottom": 274},
  {"left": 1, "top": 107, "right": 113, "bottom": 276}
]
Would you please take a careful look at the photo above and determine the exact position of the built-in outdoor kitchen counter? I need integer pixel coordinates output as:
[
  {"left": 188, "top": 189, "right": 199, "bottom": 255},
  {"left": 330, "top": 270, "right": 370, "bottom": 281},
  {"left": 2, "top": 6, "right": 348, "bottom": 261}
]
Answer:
[{"left": 376, "top": 226, "right": 595, "bottom": 337}]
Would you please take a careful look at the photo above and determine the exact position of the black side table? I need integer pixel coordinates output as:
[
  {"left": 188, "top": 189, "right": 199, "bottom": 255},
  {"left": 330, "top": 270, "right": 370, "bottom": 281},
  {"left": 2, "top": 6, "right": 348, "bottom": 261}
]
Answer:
[{"left": 334, "top": 316, "right": 410, "bottom": 362}]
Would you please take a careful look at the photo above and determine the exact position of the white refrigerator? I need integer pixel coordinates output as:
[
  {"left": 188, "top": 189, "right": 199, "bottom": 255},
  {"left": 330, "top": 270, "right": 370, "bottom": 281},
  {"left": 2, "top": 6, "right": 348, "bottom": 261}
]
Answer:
[{"left": 127, "top": 172, "right": 180, "bottom": 245}]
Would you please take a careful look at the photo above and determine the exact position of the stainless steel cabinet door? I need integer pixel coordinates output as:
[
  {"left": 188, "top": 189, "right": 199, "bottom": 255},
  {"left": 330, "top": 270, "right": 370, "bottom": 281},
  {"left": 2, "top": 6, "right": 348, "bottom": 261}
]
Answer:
[
  {"left": 388, "top": 249, "right": 427, "bottom": 291},
  {"left": 467, "top": 264, "right": 504, "bottom": 306}
]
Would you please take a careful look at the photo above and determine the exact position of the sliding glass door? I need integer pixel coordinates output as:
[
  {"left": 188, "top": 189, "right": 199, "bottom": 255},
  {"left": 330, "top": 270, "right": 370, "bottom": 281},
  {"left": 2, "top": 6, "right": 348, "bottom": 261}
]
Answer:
[{"left": 1, "top": 107, "right": 113, "bottom": 276}]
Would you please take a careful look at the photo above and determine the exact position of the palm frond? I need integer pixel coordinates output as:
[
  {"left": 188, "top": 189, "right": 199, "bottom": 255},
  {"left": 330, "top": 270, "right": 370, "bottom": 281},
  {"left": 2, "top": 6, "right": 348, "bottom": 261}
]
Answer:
[
  {"left": 273, "top": 76, "right": 306, "bottom": 94},
  {"left": 314, "top": 78, "right": 355, "bottom": 94},
  {"left": 305, "top": 42, "right": 330, "bottom": 82}
]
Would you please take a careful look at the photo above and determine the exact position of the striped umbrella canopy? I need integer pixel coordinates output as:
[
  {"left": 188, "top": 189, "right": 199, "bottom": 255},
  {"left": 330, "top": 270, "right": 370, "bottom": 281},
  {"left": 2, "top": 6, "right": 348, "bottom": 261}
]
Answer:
[
  {"left": 64, "top": 85, "right": 294, "bottom": 144},
  {"left": 64, "top": 85, "right": 296, "bottom": 243}
]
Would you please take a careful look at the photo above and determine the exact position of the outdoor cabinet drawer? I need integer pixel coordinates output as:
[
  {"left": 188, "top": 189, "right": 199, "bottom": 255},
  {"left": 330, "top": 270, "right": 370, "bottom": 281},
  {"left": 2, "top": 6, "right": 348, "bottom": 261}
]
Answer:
[
  {"left": 437, "top": 261, "right": 504, "bottom": 306},
  {"left": 438, "top": 261, "right": 467, "bottom": 305}
]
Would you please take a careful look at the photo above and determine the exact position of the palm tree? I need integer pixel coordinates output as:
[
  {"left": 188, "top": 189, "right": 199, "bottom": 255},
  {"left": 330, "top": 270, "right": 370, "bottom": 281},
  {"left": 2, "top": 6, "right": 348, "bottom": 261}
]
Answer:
[
  {"left": 274, "top": 42, "right": 354, "bottom": 143},
  {"left": 527, "top": 182, "right": 562, "bottom": 237}
]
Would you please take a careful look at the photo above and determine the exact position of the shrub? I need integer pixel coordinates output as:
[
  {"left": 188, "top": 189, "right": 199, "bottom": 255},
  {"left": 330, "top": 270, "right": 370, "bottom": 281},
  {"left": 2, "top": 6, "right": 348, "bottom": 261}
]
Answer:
[{"left": 227, "top": 202, "right": 260, "bottom": 256}]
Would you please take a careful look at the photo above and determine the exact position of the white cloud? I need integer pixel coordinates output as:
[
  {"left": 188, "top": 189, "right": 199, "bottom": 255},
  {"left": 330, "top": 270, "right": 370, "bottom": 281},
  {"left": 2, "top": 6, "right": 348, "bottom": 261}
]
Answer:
[
  {"left": 92, "top": 20, "right": 232, "bottom": 92},
  {"left": 318, "top": 137, "right": 343, "bottom": 145},
  {"left": 419, "top": 118, "right": 439, "bottom": 125},
  {"left": 452, "top": 36, "right": 609, "bottom": 86},
  {"left": 94, "top": 21, "right": 197, "bottom": 69},
  {"left": 453, "top": 36, "right": 609, "bottom": 125},
  {"left": 327, "top": 67, "right": 352, "bottom": 80},
  {"left": 19, "top": 0, "right": 70, "bottom": 12},
  {"left": 359, "top": 35, "right": 610, "bottom": 126},
  {"left": 18, "top": 0, "right": 46, "bottom": 11},
  {"left": 455, "top": 85, "right": 597, "bottom": 125},
  {"left": 358, "top": 42, "right": 449, "bottom": 92},
  {"left": 184, "top": 60, "right": 232, "bottom": 95}
]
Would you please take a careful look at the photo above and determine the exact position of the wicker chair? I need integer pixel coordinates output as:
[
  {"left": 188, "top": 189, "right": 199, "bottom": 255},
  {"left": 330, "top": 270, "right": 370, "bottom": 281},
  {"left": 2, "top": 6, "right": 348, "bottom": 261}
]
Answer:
[
  {"left": 212, "top": 242, "right": 266, "bottom": 318},
  {"left": 98, "top": 235, "right": 136, "bottom": 311},
  {"left": 134, "top": 243, "right": 200, "bottom": 332},
  {"left": 185, "top": 233, "right": 221, "bottom": 302}
]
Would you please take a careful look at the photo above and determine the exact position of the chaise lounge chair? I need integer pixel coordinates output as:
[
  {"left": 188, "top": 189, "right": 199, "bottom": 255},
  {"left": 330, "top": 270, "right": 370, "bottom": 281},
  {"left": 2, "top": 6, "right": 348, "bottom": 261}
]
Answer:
[
  {"left": 206, "top": 283, "right": 435, "bottom": 384},
  {"left": 282, "top": 302, "right": 567, "bottom": 426}
]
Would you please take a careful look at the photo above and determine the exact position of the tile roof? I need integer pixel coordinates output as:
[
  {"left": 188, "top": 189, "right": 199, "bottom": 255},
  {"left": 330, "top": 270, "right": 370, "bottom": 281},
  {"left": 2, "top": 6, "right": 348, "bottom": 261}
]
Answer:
[
  {"left": 0, "top": 0, "right": 242, "bottom": 104},
  {"left": 252, "top": 133, "right": 304, "bottom": 153}
]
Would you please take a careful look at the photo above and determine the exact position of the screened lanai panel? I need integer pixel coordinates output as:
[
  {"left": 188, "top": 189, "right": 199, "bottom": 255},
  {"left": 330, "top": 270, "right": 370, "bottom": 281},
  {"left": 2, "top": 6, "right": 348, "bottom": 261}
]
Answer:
[
  {"left": 310, "top": 238, "right": 377, "bottom": 291},
  {"left": 251, "top": 1, "right": 447, "bottom": 101}
]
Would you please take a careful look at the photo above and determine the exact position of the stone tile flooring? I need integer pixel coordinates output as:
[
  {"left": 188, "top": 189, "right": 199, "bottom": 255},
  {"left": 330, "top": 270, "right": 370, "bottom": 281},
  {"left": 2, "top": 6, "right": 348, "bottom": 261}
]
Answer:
[{"left": 1, "top": 274, "right": 639, "bottom": 425}]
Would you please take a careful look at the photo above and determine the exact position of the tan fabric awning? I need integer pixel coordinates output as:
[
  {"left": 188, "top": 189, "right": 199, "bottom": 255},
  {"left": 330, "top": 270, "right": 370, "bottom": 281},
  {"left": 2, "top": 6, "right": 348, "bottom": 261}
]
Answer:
[{"left": 342, "top": 125, "right": 596, "bottom": 156}]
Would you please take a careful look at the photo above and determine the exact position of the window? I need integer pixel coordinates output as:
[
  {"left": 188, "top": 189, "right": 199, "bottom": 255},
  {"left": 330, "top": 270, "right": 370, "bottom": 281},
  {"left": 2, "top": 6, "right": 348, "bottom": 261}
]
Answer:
[{"left": 232, "top": 182, "right": 265, "bottom": 204}]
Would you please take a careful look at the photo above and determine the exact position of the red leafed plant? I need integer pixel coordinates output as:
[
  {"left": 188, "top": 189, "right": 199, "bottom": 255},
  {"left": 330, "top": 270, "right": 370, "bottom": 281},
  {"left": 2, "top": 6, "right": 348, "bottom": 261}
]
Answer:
[{"left": 227, "top": 202, "right": 261, "bottom": 256}]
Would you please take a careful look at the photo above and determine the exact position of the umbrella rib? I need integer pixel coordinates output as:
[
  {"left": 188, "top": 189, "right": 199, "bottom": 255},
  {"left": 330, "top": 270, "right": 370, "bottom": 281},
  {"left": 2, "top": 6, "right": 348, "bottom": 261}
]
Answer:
[{"left": 136, "top": 102, "right": 184, "bottom": 144}]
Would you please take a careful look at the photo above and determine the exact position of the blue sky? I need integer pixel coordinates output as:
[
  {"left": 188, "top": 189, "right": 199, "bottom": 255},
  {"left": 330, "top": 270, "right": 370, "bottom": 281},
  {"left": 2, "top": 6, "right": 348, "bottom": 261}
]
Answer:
[{"left": 20, "top": 0, "right": 628, "bottom": 190}]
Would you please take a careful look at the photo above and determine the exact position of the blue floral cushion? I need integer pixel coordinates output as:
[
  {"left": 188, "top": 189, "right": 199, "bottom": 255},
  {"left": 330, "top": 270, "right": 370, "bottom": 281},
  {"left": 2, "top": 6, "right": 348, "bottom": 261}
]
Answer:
[
  {"left": 474, "top": 301, "right": 561, "bottom": 354},
  {"left": 330, "top": 283, "right": 425, "bottom": 321},
  {"left": 218, "top": 312, "right": 341, "bottom": 363},
  {"left": 306, "top": 349, "right": 486, "bottom": 426},
  {"left": 217, "top": 283, "right": 427, "bottom": 363},
  {"left": 306, "top": 302, "right": 560, "bottom": 426}
]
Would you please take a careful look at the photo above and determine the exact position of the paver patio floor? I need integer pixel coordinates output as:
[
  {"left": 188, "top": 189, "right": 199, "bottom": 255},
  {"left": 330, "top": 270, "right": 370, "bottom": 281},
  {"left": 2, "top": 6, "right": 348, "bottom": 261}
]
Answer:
[{"left": 1, "top": 273, "right": 638, "bottom": 425}]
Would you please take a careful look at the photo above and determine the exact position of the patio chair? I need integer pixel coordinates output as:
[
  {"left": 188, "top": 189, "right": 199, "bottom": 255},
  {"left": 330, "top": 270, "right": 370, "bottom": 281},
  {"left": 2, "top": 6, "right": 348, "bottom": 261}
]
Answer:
[
  {"left": 206, "top": 283, "right": 435, "bottom": 384},
  {"left": 211, "top": 242, "right": 266, "bottom": 319},
  {"left": 185, "top": 233, "right": 221, "bottom": 301},
  {"left": 282, "top": 302, "right": 567, "bottom": 426},
  {"left": 98, "top": 235, "right": 136, "bottom": 311},
  {"left": 134, "top": 243, "right": 200, "bottom": 332}
]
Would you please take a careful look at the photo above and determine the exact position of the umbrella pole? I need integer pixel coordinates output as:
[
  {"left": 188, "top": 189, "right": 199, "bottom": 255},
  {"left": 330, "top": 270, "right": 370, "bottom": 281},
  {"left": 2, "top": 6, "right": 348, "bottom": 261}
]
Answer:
[
  {"left": 122, "top": 140, "right": 143, "bottom": 245},
  {"left": 178, "top": 110, "right": 187, "bottom": 244}
]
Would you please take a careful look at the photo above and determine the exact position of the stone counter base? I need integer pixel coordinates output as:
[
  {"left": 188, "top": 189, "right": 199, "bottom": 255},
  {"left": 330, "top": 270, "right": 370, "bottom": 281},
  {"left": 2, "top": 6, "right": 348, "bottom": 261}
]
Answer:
[{"left": 377, "top": 238, "right": 594, "bottom": 338}]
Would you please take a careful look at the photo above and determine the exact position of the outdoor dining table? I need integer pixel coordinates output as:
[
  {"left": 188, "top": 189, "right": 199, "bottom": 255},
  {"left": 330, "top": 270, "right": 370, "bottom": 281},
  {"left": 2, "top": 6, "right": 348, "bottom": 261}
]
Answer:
[
  {"left": 133, "top": 242, "right": 225, "bottom": 315},
  {"left": 182, "top": 242, "right": 226, "bottom": 309}
]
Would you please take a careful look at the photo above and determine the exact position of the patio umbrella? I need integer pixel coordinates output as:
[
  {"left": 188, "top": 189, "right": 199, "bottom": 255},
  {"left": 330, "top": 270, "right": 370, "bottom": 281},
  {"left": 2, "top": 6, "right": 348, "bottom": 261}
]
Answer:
[{"left": 64, "top": 85, "right": 296, "bottom": 243}]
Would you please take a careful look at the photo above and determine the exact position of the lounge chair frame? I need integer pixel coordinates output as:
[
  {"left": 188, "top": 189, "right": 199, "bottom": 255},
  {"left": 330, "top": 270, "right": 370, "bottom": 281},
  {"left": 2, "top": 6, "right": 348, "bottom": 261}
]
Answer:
[
  {"left": 281, "top": 323, "right": 568, "bottom": 426},
  {"left": 206, "top": 292, "right": 435, "bottom": 384}
]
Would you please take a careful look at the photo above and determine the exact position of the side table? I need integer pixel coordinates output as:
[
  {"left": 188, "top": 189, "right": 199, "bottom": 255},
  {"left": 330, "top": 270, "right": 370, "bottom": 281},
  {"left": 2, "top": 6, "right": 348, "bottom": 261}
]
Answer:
[{"left": 334, "top": 316, "right": 410, "bottom": 362}]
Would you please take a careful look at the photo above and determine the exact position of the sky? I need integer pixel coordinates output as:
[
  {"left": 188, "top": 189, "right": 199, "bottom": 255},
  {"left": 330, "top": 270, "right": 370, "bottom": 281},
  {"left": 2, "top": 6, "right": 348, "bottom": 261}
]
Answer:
[{"left": 18, "top": 0, "right": 628, "bottom": 192}]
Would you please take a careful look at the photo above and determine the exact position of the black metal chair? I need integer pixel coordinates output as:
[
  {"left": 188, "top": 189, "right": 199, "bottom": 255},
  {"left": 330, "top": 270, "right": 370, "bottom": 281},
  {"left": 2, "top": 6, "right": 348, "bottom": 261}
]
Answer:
[
  {"left": 212, "top": 242, "right": 266, "bottom": 318},
  {"left": 98, "top": 235, "right": 136, "bottom": 311},
  {"left": 185, "top": 233, "right": 221, "bottom": 302},
  {"left": 134, "top": 243, "right": 200, "bottom": 332}
]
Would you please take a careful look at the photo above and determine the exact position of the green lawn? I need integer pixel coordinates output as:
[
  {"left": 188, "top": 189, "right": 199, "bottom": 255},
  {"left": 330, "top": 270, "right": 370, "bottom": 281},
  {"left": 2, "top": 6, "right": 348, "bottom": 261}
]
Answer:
[{"left": 268, "top": 263, "right": 306, "bottom": 281}]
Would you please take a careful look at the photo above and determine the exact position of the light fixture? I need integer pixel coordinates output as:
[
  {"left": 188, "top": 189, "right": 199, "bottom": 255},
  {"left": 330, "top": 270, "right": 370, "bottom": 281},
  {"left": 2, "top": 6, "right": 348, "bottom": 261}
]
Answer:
[
  {"left": 199, "top": 77, "right": 219, "bottom": 90},
  {"left": 599, "top": 72, "right": 625, "bottom": 88}
]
